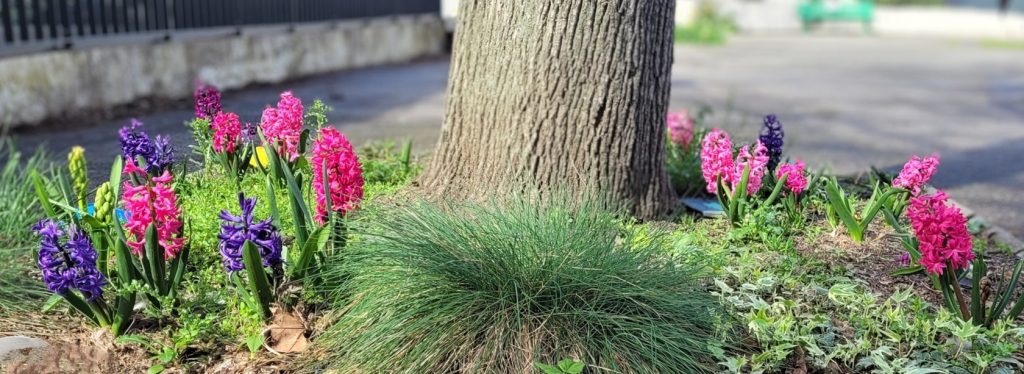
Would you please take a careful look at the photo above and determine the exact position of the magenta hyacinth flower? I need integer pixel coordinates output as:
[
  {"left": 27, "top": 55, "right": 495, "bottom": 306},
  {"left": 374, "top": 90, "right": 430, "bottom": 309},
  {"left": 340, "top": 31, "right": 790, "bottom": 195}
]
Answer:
[
  {"left": 311, "top": 127, "right": 364, "bottom": 225},
  {"left": 260, "top": 91, "right": 305, "bottom": 162},
  {"left": 893, "top": 154, "right": 940, "bottom": 195},
  {"left": 666, "top": 111, "right": 695, "bottom": 148},
  {"left": 33, "top": 220, "right": 107, "bottom": 301},
  {"left": 121, "top": 161, "right": 185, "bottom": 259},
  {"left": 211, "top": 112, "right": 243, "bottom": 154},
  {"left": 732, "top": 141, "right": 769, "bottom": 195},
  {"left": 194, "top": 82, "right": 222, "bottom": 120},
  {"left": 700, "top": 129, "right": 734, "bottom": 193},
  {"left": 218, "top": 193, "right": 283, "bottom": 273},
  {"left": 776, "top": 160, "right": 808, "bottom": 195},
  {"left": 907, "top": 191, "right": 973, "bottom": 275}
]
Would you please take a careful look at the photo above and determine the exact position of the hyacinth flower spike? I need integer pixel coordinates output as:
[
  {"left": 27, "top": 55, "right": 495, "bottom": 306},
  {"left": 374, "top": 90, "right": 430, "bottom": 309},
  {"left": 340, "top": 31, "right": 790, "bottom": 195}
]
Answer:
[
  {"left": 113, "top": 158, "right": 190, "bottom": 305},
  {"left": 700, "top": 130, "right": 790, "bottom": 226},
  {"left": 219, "top": 193, "right": 283, "bottom": 319},
  {"left": 904, "top": 192, "right": 1024, "bottom": 327},
  {"left": 33, "top": 220, "right": 136, "bottom": 336}
]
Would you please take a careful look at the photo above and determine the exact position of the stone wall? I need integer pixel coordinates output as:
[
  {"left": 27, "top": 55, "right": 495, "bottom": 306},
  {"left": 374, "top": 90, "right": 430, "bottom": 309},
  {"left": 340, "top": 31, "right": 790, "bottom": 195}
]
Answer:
[{"left": 0, "top": 14, "right": 446, "bottom": 128}]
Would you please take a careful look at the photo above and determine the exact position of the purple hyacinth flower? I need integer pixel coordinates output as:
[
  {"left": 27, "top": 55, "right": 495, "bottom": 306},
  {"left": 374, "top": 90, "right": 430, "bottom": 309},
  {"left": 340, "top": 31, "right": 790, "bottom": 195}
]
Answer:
[
  {"left": 194, "top": 83, "right": 223, "bottom": 120},
  {"left": 218, "top": 193, "right": 283, "bottom": 273},
  {"left": 119, "top": 119, "right": 175, "bottom": 175},
  {"left": 32, "top": 220, "right": 107, "bottom": 301},
  {"left": 149, "top": 135, "right": 175, "bottom": 173},
  {"left": 759, "top": 114, "right": 784, "bottom": 172},
  {"left": 120, "top": 119, "right": 155, "bottom": 164}
]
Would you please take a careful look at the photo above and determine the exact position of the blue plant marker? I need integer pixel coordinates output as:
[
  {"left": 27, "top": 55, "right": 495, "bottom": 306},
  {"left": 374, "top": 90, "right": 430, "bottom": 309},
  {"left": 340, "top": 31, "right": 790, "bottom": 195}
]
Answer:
[{"left": 681, "top": 197, "right": 724, "bottom": 218}]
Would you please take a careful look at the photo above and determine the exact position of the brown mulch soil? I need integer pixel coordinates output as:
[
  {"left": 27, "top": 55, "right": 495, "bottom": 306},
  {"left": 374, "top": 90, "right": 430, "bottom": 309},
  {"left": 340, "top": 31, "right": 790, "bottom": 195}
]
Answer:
[
  {"left": 0, "top": 310, "right": 304, "bottom": 373},
  {"left": 794, "top": 216, "right": 1024, "bottom": 311}
]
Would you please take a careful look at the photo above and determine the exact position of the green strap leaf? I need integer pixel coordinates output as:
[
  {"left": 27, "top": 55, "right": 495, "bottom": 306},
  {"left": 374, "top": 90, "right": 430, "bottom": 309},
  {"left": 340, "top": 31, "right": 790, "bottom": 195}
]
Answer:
[{"left": 242, "top": 241, "right": 274, "bottom": 320}]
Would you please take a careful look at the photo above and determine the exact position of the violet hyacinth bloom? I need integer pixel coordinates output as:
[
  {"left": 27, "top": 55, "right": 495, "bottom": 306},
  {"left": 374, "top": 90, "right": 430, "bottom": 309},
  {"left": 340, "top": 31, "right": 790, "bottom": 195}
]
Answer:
[
  {"left": 218, "top": 193, "right": 283, "bottom": 273},
  {"left": 33, "top": 220, "right": 107, "bottom": 300},
  {"left": 119, "top": 119, "right": 175, "bottom": 174},
  {"left": 758, "top": 114, "right": 784, "bottom": 172},
  {"left": 194, "top": 82, "right": 222, "bottom": 120}
]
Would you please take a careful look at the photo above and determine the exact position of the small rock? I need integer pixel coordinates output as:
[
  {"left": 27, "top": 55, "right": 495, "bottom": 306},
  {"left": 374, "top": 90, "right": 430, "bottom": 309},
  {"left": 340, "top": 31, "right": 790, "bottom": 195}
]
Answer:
[{"left": 0, "top": 336, "right": 48, "bottom": 360}]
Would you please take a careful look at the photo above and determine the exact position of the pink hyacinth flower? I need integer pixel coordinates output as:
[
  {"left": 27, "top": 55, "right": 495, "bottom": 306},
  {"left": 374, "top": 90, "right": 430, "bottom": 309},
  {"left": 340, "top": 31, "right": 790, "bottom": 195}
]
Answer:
[
  {"left": 733, "top": 141, "right": 769, "bottom": 195},
  {"left": 211, "top": 112, "right": 242, "bottom": 154},
  {"left": 893, "top": 154, "right": 940, "bottom": 195},
  {"left": 121, "top": 161, "right": 186, "bottom": 259},
  {"left": 666, "top": 111, "right": 695, "bottom": 148},
  {"left": 907, "top": 191, "right": 973, "bottom": 275},
  {"left": 311, "top": 127, "right": 365, "bottom": 225},
  {"left": 776, "top": 160, "right": 809, "bottom": 195},
  {"left": 700, "top": 129, "right": 734, "bottom": 194},
  {"left": 260, "top": 91, "right": 304, "bottom": 162}
]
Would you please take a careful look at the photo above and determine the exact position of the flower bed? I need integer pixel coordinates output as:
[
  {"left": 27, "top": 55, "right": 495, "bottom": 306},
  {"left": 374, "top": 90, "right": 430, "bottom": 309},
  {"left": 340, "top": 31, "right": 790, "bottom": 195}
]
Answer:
[{"left": 1, "top": 92, "right": 1022, "bottom": 373}]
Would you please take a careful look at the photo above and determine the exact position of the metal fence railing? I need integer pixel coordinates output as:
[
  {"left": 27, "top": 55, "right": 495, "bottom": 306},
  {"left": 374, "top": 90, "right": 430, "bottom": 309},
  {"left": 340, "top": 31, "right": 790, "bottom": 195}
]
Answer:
[{"left": 1, "top": 0, "right": 439, "bottom": 55}]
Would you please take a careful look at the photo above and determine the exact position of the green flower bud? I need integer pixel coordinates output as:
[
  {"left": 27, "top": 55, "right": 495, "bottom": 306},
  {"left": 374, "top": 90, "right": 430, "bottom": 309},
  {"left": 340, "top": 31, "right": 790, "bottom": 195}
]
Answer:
[
  {"left": 68, "top": 146, "right": 89, "bottom": 212},
  {"left": 94, "top": 181, "right": 113, "bottom": 224}
]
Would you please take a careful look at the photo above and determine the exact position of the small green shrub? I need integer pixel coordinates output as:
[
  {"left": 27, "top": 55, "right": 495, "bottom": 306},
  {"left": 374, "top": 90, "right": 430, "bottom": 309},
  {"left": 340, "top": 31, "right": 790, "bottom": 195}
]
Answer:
[
  {"left": 676, "top": 2, "right": 736, "bottom": 46},
  {"left": 357, "top": 139, "right": 419, "bottom": 186},
  {"left": 313, "top": 195, "right": 729, "bottom": 373}
]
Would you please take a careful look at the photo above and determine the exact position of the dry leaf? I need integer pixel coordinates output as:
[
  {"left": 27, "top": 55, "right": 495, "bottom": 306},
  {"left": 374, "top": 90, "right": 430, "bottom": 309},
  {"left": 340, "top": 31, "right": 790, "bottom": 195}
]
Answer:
[{"left": 268, "top": 309, "right": 308, "bottom": 353}]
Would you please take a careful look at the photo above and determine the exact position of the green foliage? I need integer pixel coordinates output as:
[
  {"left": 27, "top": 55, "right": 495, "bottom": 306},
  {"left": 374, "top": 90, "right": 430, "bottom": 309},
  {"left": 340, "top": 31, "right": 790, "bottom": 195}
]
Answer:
[
  {"left": 823, "top": 177, "right": 904, "bottom": 242},
  {"left": 536, "top": 359, "right": 585, "bottom": 374},
  {"left": 676, "top": 1, "right": 736, "bottom": 45},
  {"left": 674, "top": 218, "right": 1024, "bottom": 373},
  {"left": 313, "top": 196, "right": 728, "bottom": 373},
  {"left": 357, "top": 139, "right": 420, "bottom": 186}
]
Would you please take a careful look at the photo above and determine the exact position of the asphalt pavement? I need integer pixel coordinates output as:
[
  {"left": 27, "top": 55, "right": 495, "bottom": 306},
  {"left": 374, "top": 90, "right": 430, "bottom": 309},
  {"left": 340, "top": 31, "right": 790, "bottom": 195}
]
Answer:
[{"left": 13, "top": 36, "right": 1024, "bottom": 236}]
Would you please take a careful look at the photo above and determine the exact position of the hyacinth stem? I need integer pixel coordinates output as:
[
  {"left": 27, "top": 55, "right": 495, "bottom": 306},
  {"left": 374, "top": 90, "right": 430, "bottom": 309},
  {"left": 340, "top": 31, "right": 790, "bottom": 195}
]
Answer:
[
  {"left": 143, "top": 224, "right": 167, "bottom": 296},
  {"left": 970, "top": 258, "right": 986, "bottom": 326},
  {"left": 762, "top": 172, "right": 790, "bottom": 207},
  {"left": 91, "top": 230, "right": 110, "bottom": 277},
  {"left": 111, "top": 293, "right": 135, "bottom": 336},
  {"left": 62, "top": 291, "right": 100, "bottom": 326},
  {"left": 946, "top": 265, "right": 971, "bottom": 321},
  {"left": 242, "top": 241, "right": 274, "bottom": 320}
]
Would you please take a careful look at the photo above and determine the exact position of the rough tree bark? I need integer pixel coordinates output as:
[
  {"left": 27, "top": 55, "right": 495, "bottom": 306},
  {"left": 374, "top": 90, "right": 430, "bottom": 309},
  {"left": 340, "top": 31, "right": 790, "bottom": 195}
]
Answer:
[{"left": 420, "top": 0, "right": 677, "bottom": 219}]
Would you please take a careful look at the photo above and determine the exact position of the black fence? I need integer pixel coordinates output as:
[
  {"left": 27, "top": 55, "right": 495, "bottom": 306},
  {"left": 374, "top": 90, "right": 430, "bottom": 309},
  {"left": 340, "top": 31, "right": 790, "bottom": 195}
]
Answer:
[{"left": 1, "top": 0, "right": 439, "bottom": 52}]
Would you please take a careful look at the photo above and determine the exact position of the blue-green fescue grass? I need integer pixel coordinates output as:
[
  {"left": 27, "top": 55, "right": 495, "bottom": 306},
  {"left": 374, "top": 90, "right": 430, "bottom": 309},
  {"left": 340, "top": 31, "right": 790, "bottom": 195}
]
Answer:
[
  {"left": 0, "top": 139, "right": 52, "bottom": 315},
  {"left": 310, "top": 195, "right": 731, "bottom": 373}
]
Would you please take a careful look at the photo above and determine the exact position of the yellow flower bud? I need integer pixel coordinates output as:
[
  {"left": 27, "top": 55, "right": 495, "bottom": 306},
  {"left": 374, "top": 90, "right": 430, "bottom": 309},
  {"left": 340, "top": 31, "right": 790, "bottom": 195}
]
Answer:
[{"left": 68, "top": 146, "right": 89, "bottom": 212}]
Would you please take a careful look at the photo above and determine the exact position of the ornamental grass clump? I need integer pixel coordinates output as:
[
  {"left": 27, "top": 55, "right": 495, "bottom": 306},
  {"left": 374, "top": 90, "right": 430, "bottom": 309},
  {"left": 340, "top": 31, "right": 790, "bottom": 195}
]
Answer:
[{"left": 313, "top": 196, "right": 727, "bottom": 373}]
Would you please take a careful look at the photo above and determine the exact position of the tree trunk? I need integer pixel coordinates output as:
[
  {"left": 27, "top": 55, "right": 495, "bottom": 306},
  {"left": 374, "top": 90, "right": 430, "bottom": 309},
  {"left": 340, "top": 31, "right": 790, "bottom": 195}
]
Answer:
[{"left": 420, "top": 0, "right": 676, "bottom": 219}]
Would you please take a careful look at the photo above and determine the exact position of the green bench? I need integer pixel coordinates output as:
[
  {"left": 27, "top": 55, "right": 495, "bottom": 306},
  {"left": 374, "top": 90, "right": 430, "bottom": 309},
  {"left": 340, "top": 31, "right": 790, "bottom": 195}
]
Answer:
[{"left": 799, "top": 0, "right": 875, "bottom": 33}]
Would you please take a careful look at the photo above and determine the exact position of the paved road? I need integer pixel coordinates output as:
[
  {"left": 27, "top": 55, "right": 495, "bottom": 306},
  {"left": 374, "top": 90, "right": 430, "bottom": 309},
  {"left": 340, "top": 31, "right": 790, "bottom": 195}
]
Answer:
[{"left": 13, "top": 36, "right": 1024, "bottom": 235}]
